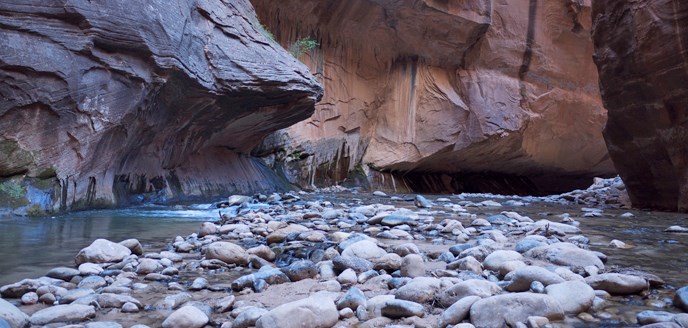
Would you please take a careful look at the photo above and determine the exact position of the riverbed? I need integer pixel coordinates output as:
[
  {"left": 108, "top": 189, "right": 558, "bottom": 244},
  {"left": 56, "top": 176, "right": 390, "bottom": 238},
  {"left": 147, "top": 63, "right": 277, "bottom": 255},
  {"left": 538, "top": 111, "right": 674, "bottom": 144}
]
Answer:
[{"left": 1, "top": 190, "right": 688, "bottom": 327}]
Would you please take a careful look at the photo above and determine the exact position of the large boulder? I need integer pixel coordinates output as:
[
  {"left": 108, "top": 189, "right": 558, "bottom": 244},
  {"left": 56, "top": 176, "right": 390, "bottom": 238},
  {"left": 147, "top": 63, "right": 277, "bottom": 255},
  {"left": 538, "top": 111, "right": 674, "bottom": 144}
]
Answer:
[
  {"left": 255, "top": 295, "right": 338, "bottom": 328},
  {"left": 75, "top": 239, "right": 131, "bottom": 265},
  {"left": 0, "top": 0, "right": 322, "bottom": 210},
  {"left": 592, "top": 0, "right": 688, "bottom": 211},
  {"left": 470, "top": 293, "right": 564, "bottom": 327}
]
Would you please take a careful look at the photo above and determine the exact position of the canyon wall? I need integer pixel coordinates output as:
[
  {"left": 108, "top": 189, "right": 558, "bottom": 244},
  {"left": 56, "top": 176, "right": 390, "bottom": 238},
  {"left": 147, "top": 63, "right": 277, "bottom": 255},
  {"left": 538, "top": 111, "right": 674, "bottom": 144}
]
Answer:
[
  {"left": 252, "top": 0, "right": 615, "bottom": 194},
  {"left": 0, "top": 0, "right": 322, "bottom": 213},
  {"left": 593, "top": 0, "right": 688, "bottom": 211}
]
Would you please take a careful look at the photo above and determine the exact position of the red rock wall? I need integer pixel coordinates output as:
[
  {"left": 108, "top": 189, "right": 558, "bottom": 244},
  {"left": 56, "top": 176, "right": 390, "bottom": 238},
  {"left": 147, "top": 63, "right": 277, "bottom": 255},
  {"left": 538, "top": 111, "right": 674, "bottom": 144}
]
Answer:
[
  {"left": 593, "top": 0, "right": 688, "bottom": 211},
  {"left": 252, "top": 0, "right": 615, "bottom": 193}
]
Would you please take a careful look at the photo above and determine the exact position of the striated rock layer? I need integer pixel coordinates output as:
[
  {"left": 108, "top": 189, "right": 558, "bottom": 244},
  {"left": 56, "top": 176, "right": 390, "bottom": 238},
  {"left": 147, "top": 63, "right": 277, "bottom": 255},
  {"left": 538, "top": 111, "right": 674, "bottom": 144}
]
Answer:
[
  {"left": 0, "top": 0, "right": 322, "bottom": 211},
  {"left": 252, "top": 0, "right": 615, "bottom": 194},
  {"left": 593, "top": 0, "right": 688, "bottom": 211}
]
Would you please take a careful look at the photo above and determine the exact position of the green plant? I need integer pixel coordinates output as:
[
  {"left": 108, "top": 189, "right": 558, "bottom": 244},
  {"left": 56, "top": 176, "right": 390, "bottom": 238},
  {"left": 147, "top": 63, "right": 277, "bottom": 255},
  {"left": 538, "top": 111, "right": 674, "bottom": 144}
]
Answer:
[
  {"left": 257, "top": 22, "right": 275, "bottom": 41},
  {"left": 0, "top": 180, "right": 24, "bottom": 199},
  {"left": 288, "top": 37, "right": 319, "bottom": 58}
]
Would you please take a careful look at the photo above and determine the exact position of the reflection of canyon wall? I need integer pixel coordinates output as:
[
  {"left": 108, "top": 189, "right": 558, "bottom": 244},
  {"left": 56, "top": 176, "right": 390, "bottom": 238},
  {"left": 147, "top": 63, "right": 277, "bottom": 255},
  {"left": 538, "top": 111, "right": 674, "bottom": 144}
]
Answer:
[
  {"left": 592, "top": 0, "right": 688, "bottom": 211},
  {"left": 0, "top": 0, "right": 321, "bottom": 211},
  {"left": 253, "top": 0, "right": 614, "bottom": 194}
]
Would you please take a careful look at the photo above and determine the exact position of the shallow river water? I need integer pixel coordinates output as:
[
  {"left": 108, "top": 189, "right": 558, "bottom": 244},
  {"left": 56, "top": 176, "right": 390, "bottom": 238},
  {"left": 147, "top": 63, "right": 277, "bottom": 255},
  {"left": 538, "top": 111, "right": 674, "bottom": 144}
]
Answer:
[{"left": 1, "top": 192, "right": 688, "bottom": 327}]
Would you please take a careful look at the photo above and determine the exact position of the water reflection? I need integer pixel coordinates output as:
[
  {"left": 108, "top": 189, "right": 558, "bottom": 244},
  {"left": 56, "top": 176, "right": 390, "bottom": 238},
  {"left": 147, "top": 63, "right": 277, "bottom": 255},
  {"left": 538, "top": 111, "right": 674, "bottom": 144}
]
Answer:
[{"left": 0, "top": 206, "right": 215, "bottom": 285}]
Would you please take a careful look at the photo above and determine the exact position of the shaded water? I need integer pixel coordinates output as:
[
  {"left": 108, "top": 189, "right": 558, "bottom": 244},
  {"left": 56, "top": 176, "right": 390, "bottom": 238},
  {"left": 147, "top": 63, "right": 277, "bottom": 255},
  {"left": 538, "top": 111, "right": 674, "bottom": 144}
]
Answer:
[{"left": 0, "top": 205, "right": 218, "bottom": 285}]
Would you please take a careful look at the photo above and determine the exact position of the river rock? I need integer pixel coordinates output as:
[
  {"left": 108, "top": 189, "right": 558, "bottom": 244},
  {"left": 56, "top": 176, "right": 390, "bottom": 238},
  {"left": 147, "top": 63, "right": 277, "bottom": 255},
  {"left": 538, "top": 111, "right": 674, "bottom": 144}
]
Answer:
[
  {"left": 439, "top": 279, "right": 501, "bottom": 307},
  {"left": 79, "top": 263, "right": 104, "bottom": 275},
  {"left": 247, "top": 245, "right": 276, "bottom": 261},
  {"left": 341, "top": 240, "right": 386, "bottom": 261},
  {"left": 30, "top": 304, "right": 95, "bottom": 325},
  {"left": 673, "top": 313, "right": 688, "bottom": 327},
  {"left": 337, "top": 287, "right": 367, "bottom": 311},
  {"left": 119, "top": 239, "right": 143, "bottom": 256},
  {"left": 438, "top": 295, "right": 481, "bottom": 327},
  {"left": 483, "top": 250, "right": 523, "bottom": 271},
  {"left": 198, "top": 222, "right": 218, "bottom": 237},
  {"left": 637, "top": 311, "right": 676, "bottom": 325},
  {"left": 234, "top": 307, "right": 269, "bottom": 328},
  {"left": 136, "top": 258, "right": 163, "bottom": 275},
  {"left": 231, "top": 267, "right": 290, "bottom": 291},
  {"left": 381, "top": 215, "right": 416, "bottom": 227},
  {"left": 400, "top": 254, "right": 424, "bottom": 278},
  {"left": 414, "top": 195, "right": 432, "bottom": 208},
  {"left": 78, "top": 276, "right": 107, "bottom": 290},
  {"left": 515, "top": 236, "right": 548, "bottom": 253},
  {"left": 506, "top": 266, "right": 565, "bottom": 292},
  {"left": 266, "top": 224, "right": 309, "bottom": 244},
  {"left": 0, "top": 298, "right": 29, "bottom": 328},
  {"left": 380, "top": 299, "right": 425, "bottom": 319},
  {"left": 525, "top": 242, "right": 604, "bottom": 269},
  {"left": 206, "top": 242, "right": 249, "bottom": 266},
  {"left": 255, "top": 295, "right": 338, "bottom": 328},
  {"left": 20, "top": 292, "right": 38, "bottom": 305},
  {"left": 333, "top": 255, "right": 373, "bottom": 273},
  {"left": 97, "top": 293, "right": 142, "bottom": 309},
  {"left": 545, "top": 280, "right": 594, "bottom": 314},
  {"left": 337, "top": 269, "right": 358, "bottom": 285},
  {"left": 121, "top": 302, "right": 140, "bottom": 313},
  {"left": 60, "top": 288, "right": 96, "bottom": 304},
  {"left": 46, "top": 267, "right": 81, "bottom": 281},
  {"left": 373, "top": 253, "right": 403, "bottom": 271},
  {"left": 75, "top": 239, "right": 132, "bottom": 265},
  {"left": 1, "top": 277, "right": 63, "bottom": 298},
  {"left": 458, "top": 245, "right": 492, "bottom": 262},
  {"left": 447, "top": 256, "right": 483, "bottom": 274},
  {"left": 673, "top": 286, "right": 688, "bottom": 311},
  {"left": 189, "top": 278, "right": 208, "bottom": 291},
  {"left": 533, "top": 220, "right": 581, "bottom": 234},
  {"left": 470, "top": 293, "right": 564, "bottom": 327},
  {"left": 282, "top": 260, "right": 317, "bottom": 281},
  {"left": 162, "top": 293, "right": 193, "bottom": 310},
  {"left": 394, "top": 277, "right": 441, "bottom": 303},
  {"left": 162, "top": 305, "right": 209, "bottom": 328},
  {"left": 393, "top": 243, "right": 420, "bottom": 257},
  {"left": 585, "top": 273, "right": 649, "bottom": 295},
  {"left": 227, "top": 195, "right": 251, "bottom": 206}
]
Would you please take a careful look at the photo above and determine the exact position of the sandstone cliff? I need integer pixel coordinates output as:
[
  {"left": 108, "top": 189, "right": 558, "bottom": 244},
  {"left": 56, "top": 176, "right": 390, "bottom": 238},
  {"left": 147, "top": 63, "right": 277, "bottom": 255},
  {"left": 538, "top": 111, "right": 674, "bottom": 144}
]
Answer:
[
  {"left": 0, "top": 0, "right": 322, "bottom": 212},
  {"left": 593, "top": 0, "right": 688, "bottom": 211},
  {"left": 252, "top": 0, "right": 615, "bottom": 194}
]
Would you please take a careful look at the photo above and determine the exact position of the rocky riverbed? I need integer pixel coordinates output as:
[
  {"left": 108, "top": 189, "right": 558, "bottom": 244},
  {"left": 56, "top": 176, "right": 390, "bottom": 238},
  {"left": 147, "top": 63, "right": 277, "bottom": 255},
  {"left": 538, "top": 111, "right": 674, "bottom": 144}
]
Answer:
[{"left": 1, "top": 180, "right": 688, "bottom": 328}]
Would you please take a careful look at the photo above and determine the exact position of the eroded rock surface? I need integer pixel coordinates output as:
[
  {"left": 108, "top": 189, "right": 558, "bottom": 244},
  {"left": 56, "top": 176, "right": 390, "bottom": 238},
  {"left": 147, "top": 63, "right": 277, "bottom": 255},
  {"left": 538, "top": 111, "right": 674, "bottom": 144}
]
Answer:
[
  {"left": 253, "top": 0, "right": 614, "bottom": 194},
  {"left": 0, "top": 0, "right": 322, "bottom": 211},
  {"left": 592, "top": 0, "right": 688, "bottom": 211}
]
